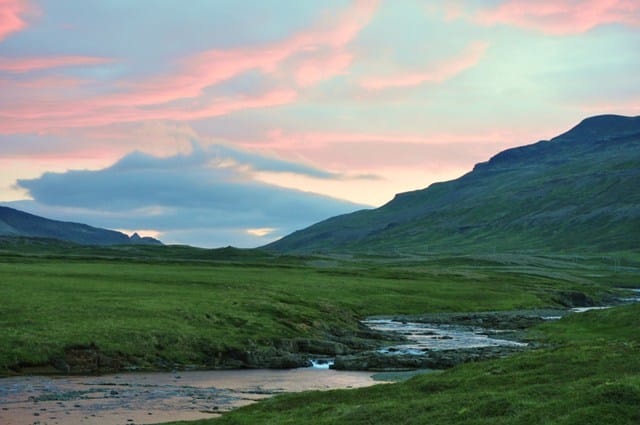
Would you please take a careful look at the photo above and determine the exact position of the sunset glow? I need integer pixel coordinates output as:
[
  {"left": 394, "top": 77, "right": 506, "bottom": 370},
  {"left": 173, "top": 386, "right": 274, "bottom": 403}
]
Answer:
[{"left": 1, "top": 0, "right": 639, "bottom": 247}]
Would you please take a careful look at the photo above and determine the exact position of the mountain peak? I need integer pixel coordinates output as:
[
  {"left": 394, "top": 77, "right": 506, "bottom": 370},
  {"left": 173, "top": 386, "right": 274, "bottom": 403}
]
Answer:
[
  {"left": 266, "top": 114, "right": 640, "bottom": 254},
  {"left": 129, "top": 232, "right": 162, "bottom": 245},
  {"left": 475, "top": 114, "right": 640, "bottom": 171},
  {"left": 555, "top": 114, "right": 640, "bottom": 143}
]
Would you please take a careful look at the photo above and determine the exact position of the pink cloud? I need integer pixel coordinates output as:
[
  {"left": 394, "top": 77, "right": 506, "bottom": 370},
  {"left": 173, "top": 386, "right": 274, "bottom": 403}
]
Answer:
[
  {"left": 110, "top": 0, "right": 378, "bottom": 107},
  {"left": 293, "top": 50, "right": 353, "bottom": 87},
  {"left": 476, "top": 0, "right": 640, "bottom": 34},
  {"left": 0, "top": 1, "right": 379, "bottom": 134},
  {"left": 360, "top": 41, "right": 488, "bottom": 90},
  {"left": 147, "top": 90, "right": 298, "bottom": 122},
  {"left": 0, "top": 55, "right": 114, "bottom": 72},
  {"left": 111, "top": 49, "right": 282, "bottom": 107},
  {"left": 0, "top": 122, "right": 200, "bottom": 167},
  {"left": 303, "top": 0, "right": 380, "bottom": 48},
  {"left": 268, "top": 141, "right": 501, "bottom": 170},
  {"left": 251, "top": 127, "right": 523, "bottom": 152},
  {"left": 0, "top": 89, "right": 297, "bottom": 133},
  {"left": 0, "top": 0, "right": 29, "bottom": 42},
  {"left": 0, "top": 75, "right": 90, "bottom": 106},
  {"left": 0, "top": 75, "right": 88, "bottom": 89}
]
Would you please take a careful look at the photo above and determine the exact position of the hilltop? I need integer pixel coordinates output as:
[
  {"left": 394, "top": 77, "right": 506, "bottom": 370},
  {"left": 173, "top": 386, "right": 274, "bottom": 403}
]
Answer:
[
  {"left": 266, "top": 115, "right": 640, "bottom": 254},
  {"left": 0, "top": 206, "right": 162, "bottom": 246}
]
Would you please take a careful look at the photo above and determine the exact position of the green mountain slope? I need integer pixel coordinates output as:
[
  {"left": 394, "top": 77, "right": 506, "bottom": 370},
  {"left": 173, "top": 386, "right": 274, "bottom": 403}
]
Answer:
[
  {"left": 266, "top": 115, "right": 640, "bottom": 254},
  {"left": 0, "top": 206, "right": 162, "bottom": 246}
]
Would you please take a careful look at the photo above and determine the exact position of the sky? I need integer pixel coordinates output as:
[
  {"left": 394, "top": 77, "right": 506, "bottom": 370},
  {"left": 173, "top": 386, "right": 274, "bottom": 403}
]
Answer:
[{"left": 1, "top": 0, "right": 639, "bottom": 247}]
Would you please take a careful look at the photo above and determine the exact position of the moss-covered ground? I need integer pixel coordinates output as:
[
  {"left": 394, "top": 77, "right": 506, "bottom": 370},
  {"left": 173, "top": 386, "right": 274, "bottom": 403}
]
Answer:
[
  {"left": 176, "top": 304, "right": 640, "bottom": 425},
  {"left": 1, "top": 240, "right": 638, "bottom": 424}
]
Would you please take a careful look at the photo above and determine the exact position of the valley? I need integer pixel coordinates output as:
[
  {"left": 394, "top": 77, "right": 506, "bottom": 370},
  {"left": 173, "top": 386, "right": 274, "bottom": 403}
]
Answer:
[
  {"left": 1, "top": 115, "right": 639, "bottom": 424},
  {"left": 1, "top": 242, "right": 639, "bottom": 424},
  {"left": 3, "top": 0, "right": 640, "bottom": 422}
]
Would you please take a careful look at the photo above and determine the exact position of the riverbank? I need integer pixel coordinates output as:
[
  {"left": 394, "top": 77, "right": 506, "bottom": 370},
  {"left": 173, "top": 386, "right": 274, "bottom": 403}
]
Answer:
[
  {"left": 7, "top": 302, "right": 637, "bottom": 425},
  {"left": 0, "top": 368, "right": 380, "bottom": 425},
  {"left": 331, "top": 310, "right": 547, "bottom": 371},
  {"left": 4, "top": 252, "right": 624, "bottom": 376},
  {"left": 6, "top": 289, "right": 637, "bottom": 379},
  {"left": 333, "top": 291, "right": 640, "bottom": 372},
  {"left": 0, "top": 310, "right": 568, "bottom": 424},
  {"left": 188, "top": 303, "right": 640, "bottom": 425}
]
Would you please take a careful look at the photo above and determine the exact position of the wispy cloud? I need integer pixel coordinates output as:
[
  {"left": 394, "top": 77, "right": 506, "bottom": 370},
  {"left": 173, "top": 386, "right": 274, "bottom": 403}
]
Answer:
[
  {"left": 256, "top": 126, "right": 507, "bottom": 150},
  {"left": 0, "top": 89, "right": 298, "bottom": 133},
  {"left": 0, "top": 75, "right": 88, "bottom": 89},
  {"left": 475, "top": 0, "right": 640, "bottom": 35},
  {"left": 123, "top": 0, "right": 377, "bottom": 106},
  {"left": 81, "top": 139, "right": 342, "bottom": 181},
  {"left": 0, "top": 55, "right": 114, "bottom": 72},
  {"left": 0, "top": 0, "right": 30, "bottom": 42},
  {"left": 0, "top": 0, "right": 379, "bottom": 134},
  {"left": 291, "top": 49, "right": 353, "bottom": 87},
  {"left": 360, "top": 41, "right": 488, "bottom": 90},
  {"left": 206, "top": 142, "right": 340, "bottom": 179},
  {"left": 2, "top": 0, "right": 639, "bottom": 246}
]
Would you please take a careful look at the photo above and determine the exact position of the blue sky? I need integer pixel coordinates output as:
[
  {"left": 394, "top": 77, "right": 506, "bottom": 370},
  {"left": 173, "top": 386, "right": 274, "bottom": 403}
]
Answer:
[{"left": 1, "top": 0, "right": 639, "bottom": 247}]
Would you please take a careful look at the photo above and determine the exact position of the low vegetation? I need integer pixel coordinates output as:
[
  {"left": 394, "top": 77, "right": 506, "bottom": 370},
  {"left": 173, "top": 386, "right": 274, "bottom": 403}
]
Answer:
[
  {"left": 0, "top": 240, "right": 633, "bottom": 373},
  {"left": 2, "top": 240, "right": 638, "bottom": 425},
  {"left": 267, "top": 115, "right": 640, "bottom": 255},
  {"left": 177, "top": 304, "right": 640, "bottom": 425}
]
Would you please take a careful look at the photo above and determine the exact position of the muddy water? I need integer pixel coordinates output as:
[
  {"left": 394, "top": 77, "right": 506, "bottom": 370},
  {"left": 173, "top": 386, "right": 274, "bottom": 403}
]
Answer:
[{"left": 0, "top": 368, "right": 378, "bottom": 425}]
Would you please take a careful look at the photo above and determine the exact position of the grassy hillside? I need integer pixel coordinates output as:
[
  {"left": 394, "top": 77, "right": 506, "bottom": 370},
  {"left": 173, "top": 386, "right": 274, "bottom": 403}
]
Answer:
[
  {"left": 177, "top": 304, "right": 640, "bottom": 425},
  {"left": 1, "top": 242, "right": 634, "bottom": 373},
  {"left": 0, "top": 206, "right": 161, "bottom": 245},
  {"left": 266, "top": 115, "right": 640, "bottom": 254}
]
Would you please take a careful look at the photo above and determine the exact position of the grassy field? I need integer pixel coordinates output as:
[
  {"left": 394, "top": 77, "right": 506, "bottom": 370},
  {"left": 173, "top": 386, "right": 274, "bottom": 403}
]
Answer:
[
  {"left": 176, "top": 304, "right": 640, "bottom": 425},
  {"left": 1, "top": 241, "right": 635, "bottom": 373}
]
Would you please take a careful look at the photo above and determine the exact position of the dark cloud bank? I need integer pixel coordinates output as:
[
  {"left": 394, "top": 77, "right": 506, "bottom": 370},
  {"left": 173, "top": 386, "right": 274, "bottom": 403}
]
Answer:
[{"left": 14, "top": 143, "right": 369, "bottom": 247}]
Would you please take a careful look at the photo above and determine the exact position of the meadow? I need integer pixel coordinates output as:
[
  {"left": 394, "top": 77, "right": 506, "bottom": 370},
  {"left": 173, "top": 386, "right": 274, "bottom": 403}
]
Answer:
[
  {"left": 195, "top": 303, "right": 640, "bottom": 425},
  {"left": 1, "top": 241, "right": 639, "bottom": 425},
  {"left": 1, "top": 240, "right": 635, "bottom": 374}
]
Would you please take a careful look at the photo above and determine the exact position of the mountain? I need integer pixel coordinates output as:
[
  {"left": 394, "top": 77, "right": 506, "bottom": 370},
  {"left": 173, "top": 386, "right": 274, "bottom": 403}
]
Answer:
[
  {"left": 0, "top": 206, "right": 162, "bottom": 246},
  {"left": 266, "top": 114, "right": 640, "bottom": 254}
]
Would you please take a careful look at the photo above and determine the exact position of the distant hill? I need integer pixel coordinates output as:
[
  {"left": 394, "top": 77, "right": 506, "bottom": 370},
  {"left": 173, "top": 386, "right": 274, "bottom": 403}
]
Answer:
[
  {"left": 0, "top": 206, "right": 162, "bottom": 246},
  {"left": 266, "top": 114, "right": 640, "bottom": 254}
]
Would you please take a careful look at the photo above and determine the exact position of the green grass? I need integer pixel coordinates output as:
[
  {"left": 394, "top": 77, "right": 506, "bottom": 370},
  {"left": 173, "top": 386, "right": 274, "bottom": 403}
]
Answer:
[
  {"left": 1, "top": 242, "right": 639, "bottom": 424},
  {"left": 176, "top": 304, "right": 640, "bottom": 425},
  {"left": 266, "top": 128, "right": 640, "bottom": 255},
  {"left": 0, "top": 244, "right": 630, "bottom": 372}
]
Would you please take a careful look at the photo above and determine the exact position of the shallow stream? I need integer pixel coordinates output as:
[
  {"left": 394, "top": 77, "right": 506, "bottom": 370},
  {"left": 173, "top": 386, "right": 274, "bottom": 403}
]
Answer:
[
  {"left": 3, "top": 291, "right": 638, "bottom": 424},
  {"left": 363, "top": 319, "right": 527, "bottom": 355},
  {"left": 0, "top": 318, "right": 527, "bottom": 425},
  {"left": 0, "top": 368, "right": 377, "bottom": 425}
]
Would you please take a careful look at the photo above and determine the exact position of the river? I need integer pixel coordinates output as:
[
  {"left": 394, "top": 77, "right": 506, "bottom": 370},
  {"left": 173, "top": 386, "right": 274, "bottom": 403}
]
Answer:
[
  {"left": 0, "top": 317, "right": 526, "bottom": 425},
  {"left": 0, "top": 368, "right": 377, "bottom": 425},
  {"left": 363, "top": 318, "right": 527, "bottom": 355},
  {"left": 3, "top": 291, "right": 638, "bottom": 425}
]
